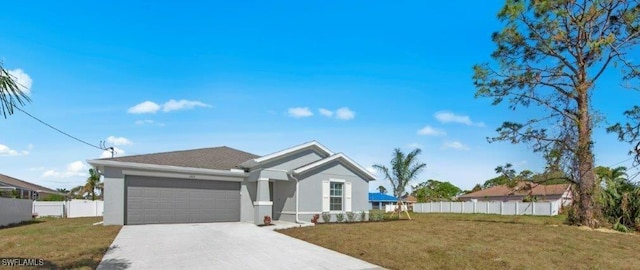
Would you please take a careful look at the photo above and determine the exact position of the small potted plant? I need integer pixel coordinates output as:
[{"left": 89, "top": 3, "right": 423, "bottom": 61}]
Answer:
[
  {"left": 263, "top": 215, "right": 272, "bottom": 226},
  {"left": 311, "top": 214, "right": 320, "bottom": 224}
]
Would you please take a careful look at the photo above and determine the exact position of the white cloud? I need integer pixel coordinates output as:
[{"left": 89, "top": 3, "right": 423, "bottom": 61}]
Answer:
[
  {"left": 42, "top": 161, "right": 89, "bottom": 178},
  {"left": 335, "top": 107, "right": 355, "bottom": 120},
  {"left": 100, "top": 147, "right": 126, "bottom": 158},
  {"left": 417, "top": 126, "right": 446, "bottom": 136},
  {"left": 134, "top": 119, "right": 164, "bottom": 126},
  {"left": 0, "top": 144, "right": 29, "bottom": 156},
  {"left": 128, "top": 101, "right": 161, "bottom": 114},
  {"left": 442, "top": 141, "right": 470, "bottom": 151},
  {"left": 106, "top": 136, "right": 132, "bottom": 146},
  {"left": 129, "top": 99, "right": 212, "bottom": 114},
  {"left": 8, "top": 69, "right": 32, "bottom": 95},
  {"left": 162, "top": 99, "right": 212, "bottom": 112},
  {"left": 288, "top": 107, "right": 313, "bottom": 118},
  {"left": 434, "top": 111, "right": 485, "bottom": 127},
  {"left": 319, "top": 108, "right": 334, "bottom": 117}
]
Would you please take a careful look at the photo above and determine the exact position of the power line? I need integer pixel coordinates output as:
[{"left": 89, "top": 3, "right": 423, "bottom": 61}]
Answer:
[
  {"left": 607, "top": 156, "right": 635, "bottom": 168},
  {"left": 15, "top": 106, "right": 107, "bottom": 151}
]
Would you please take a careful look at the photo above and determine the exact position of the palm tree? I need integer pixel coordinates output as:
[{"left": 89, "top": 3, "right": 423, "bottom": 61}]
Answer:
[
  {"left": 373, "top": 148, "right": 426, "bottom": 199},
  {"left": 69, "top": 185, "right": 86, "bottom": 199},
  {"left": 377, "top": 185, "right": 387, "bottom": 194},
  {"left": 56, "top": 188, "right": 69, "bottom": 194},
  {"left": 84, "top": 168, "right": 101, "bottom": 201},
  {"left": 0, "top": 64, "right": 30, "bottom": 118}
]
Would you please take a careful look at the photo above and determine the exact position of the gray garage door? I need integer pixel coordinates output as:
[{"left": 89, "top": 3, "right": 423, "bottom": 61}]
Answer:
[{"left": 126, "top": 176, "right": 240, "bottom": 225}]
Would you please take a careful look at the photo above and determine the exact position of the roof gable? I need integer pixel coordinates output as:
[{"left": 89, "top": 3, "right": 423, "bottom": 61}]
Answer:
[
  {"left": 239, "top": 141, "right": 333, "bottom": 168},
  {"left": 92, "top": 146, "right": 259, "bottom": 171},
  {"left": 0, "top": 173, "right": 60, "bottom": 194},
  {"left": 293, "top": 153, "right": 376, "bottom": 181}
]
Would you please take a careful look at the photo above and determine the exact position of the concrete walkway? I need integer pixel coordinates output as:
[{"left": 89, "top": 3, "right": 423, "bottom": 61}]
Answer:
[{"left": 98, "top": 222, "right": 383, "bottom": 270}]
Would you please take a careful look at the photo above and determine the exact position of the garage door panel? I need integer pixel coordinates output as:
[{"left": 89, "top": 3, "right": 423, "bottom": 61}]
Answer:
[{"left": 126, "top": 175, "right": 240, "bottom": 225}]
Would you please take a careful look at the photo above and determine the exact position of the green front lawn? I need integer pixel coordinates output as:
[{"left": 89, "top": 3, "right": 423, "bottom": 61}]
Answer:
[
  {"left": 280, "top": 213, "right": 640, "bottom": 270},
  {"left": 0, "top": 217, "right": 121, "bottom": 269}
]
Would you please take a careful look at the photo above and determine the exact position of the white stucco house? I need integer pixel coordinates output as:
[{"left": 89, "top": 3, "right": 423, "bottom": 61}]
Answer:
[{"left": 87, "top": 141, "right": 376, "bottom": 225}]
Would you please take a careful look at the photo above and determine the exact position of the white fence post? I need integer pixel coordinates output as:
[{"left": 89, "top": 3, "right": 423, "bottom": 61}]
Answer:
[
  {"left": 515, "top": 201, "right": 519, "bottom": 215},
  {"left": 531, "top": 202, "right": 535, "bottom": 215},
  {"left": 473, "top": 201, "right": 477, "bottom": 213},
  {"left": 500, "top": 202, "right": 504, "bottom": 215},
  {"left": 440, "top": 201, "right": 443, "bottom": 213}
]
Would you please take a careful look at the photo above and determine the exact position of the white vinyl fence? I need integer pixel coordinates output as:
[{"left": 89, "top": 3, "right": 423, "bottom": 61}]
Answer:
[
  {"left": 384, "top": 204, "right": 409, "bottom": 212},
  {"left": 0, "top": 197, "right": 33, "bottom": 226},
  {"left": 33, "top": 200, "right": 104, "bottom": 218},
  {"left": 413, "top": 201, "right": 560, "bottom": 216}
]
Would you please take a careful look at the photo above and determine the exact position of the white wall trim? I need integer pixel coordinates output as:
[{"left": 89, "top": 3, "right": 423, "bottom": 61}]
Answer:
[
  {"left": 253, "top": 141, "right": 333, "bottom": 163},
  {"left": 253, "top": 201, "right": 274, "bottom": 206},
  {"left": 293, "top": 153, "right": 376, "bottom": 180},
  {"left": 329, "top": 178, "right": 346, "bottom": 183},
  {"left": 122, "top": 170, "right": 243, "bottom": 182},
  {"left": 88, "top": 160, "right": 248, "bottom": 177},
  {"left": 257, "top": 177, "right": 270, "bottom": 181}
]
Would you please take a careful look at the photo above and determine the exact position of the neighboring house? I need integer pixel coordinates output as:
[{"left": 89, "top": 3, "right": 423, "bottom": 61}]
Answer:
[
  {"left": 0, "top": 173, "right": 63, "bottom": 200},
  {"left": 458, "top": 182, "right": 573, "bottom": 209},
  {"left": 87, "top": 141, "right": 376, "bottom": 225},
  {"left": 369, "top": 192, "right": 398, "bottom": 210},
  {"left": 402, "top": 195, "right": 417, "bottom": 211}
]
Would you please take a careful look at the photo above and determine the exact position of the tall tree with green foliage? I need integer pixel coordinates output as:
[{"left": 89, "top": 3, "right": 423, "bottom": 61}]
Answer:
[
  {"left": 473, "top": 0, "right": 640, "bottom": 228},
  {"left": 412, "top": 180, "right": 462, "bottom": 202},
  {"left": 373, "top": 148, "right": 426, "bottom": 199},
  {"left": 377, "top": 185, "right": 388, "bottom": 194},
  {"left": 0, "top": 63, "right": 30, "bottom": 118},
  {"left": 84, "top": 168, "right": 102, "bottom": 201}
]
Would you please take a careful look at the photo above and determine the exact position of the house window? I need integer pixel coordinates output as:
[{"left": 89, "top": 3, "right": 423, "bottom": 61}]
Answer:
[{"left": 330, "top": 182, "right": 343, "bottom": 211}]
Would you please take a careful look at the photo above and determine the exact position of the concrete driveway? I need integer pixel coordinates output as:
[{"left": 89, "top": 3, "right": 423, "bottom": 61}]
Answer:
[{"left": 98, "top": 222, "right": 383, "bottom": 270}]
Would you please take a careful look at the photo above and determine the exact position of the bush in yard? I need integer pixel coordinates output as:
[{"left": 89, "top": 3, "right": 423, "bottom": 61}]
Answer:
[
  {"left": 321, "top": 212, "right": 331, "bottom": 223},
  {"left": 359, "top": 211, "right": 366, "bottom": 222},
  {"left": 345, "top": 212, "right": 356, "bottom": 223},
  {"left": 369, "top": 213, "right": 377, "bottom": 222},
  {"left": 335, "top": 212, "right": 345, "bottom": 223},
  {"left": 384, "top": 214, "right": 399, "bottom": 221}
]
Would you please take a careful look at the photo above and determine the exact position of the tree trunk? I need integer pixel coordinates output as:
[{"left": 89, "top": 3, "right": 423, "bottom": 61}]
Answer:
[{"left": 576, "top": 86, "right": 600, "bottom": 228}]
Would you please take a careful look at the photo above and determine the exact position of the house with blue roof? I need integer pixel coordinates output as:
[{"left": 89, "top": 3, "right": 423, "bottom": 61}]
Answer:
[{"left": 368, "top": 192, "right": 398, "bottom": 210}]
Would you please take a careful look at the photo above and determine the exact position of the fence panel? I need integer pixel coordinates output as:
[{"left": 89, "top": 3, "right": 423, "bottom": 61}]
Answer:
[
  {"left": 33, "top": 202, "right": 65, "bottom": 217},
  {"left": 0, "top": 197, "right": 33, "bottom": 226},
  {"left": 488, "top": 202, "right": 502, "bottom": 214},
  {"left": 451, "top": 202, "right": 463, "bottom": 213},
  {"left": 463, "top": 202, "right": 475, "bottom": 213},
  {"left": 413, "top": 201, "right": 559, "bottom": 216},
  {"left": 518, "top": 202, "right": 534, "bottom": 215},
  {"left": 33, "top": 200, "right": 104, "bottom": 218},
  {"left": 475, "top": 202, "right": 488, "bottom": 214},
  {"left": 67, "top": 200, "right": 104, "bottom": 217}
]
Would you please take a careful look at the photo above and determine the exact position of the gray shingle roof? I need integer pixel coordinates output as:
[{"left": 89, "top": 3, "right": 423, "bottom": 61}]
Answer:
[
  {"left": 0, "top": 173, "right": 60, "bottom": 194},
  {"left": 102, "top": 146, "right": 260, "bottom": 170}
]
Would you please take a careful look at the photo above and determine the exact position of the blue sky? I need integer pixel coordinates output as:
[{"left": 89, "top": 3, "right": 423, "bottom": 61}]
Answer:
[{"left": 1, "top": 1, "right": 638, "bottom": 192}]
